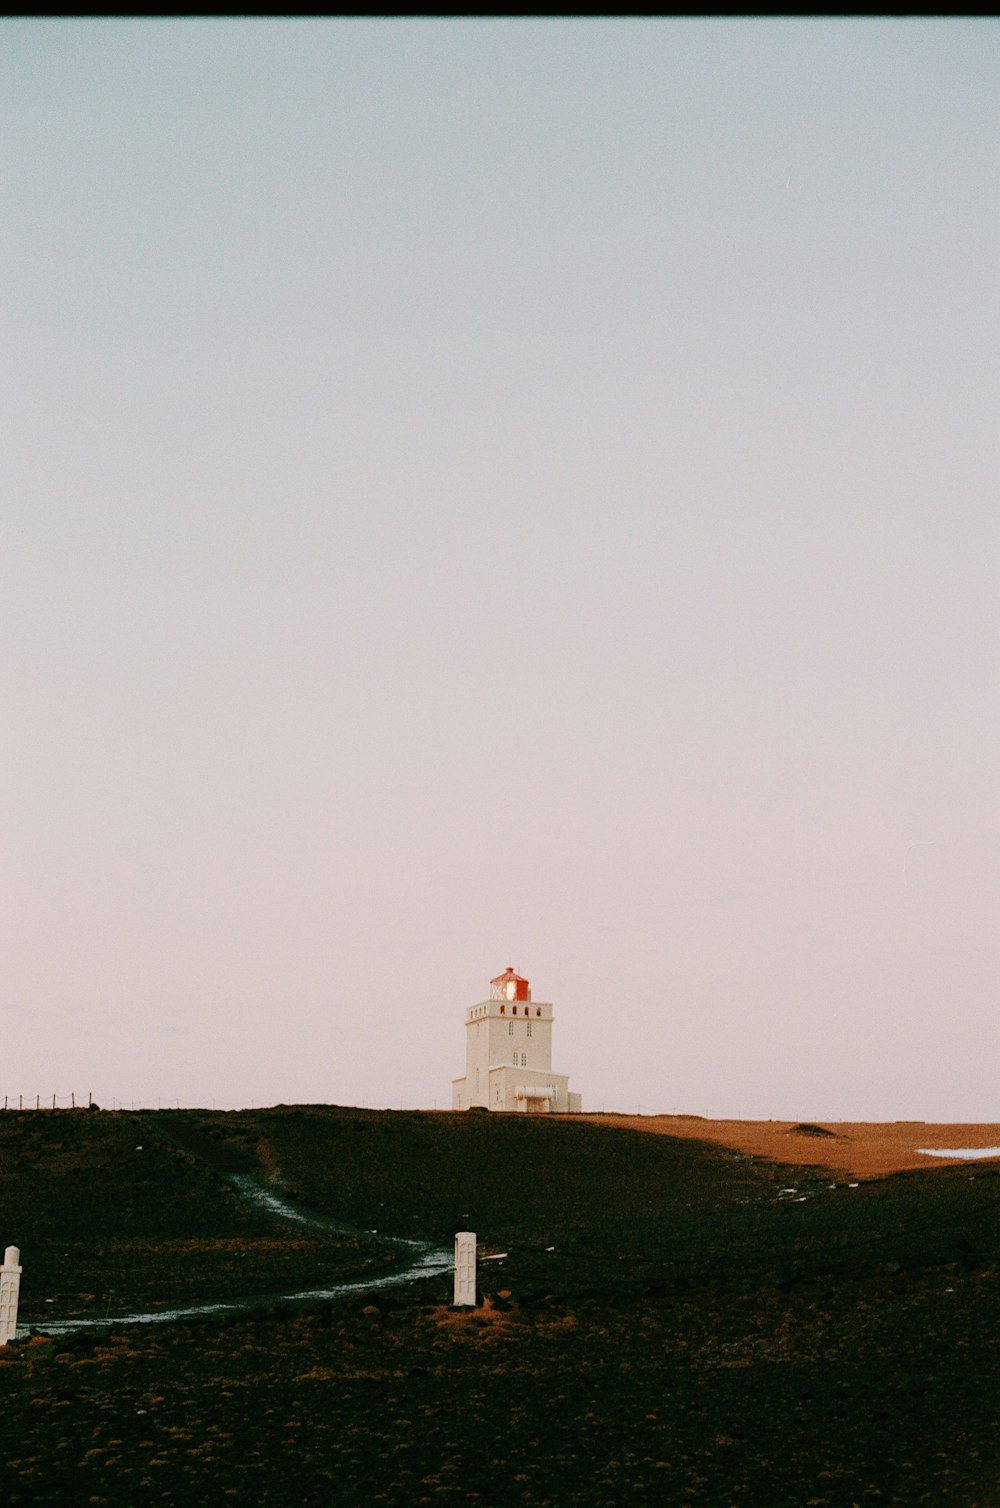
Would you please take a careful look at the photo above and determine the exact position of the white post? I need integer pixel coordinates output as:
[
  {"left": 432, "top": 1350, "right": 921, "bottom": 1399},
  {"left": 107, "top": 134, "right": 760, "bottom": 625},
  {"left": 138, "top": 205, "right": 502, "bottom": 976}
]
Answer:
[
  {"left": 453, "top": 1231, "right": 476, "bottom": 1307},
  {"left": 0, "top": 1247, "right": 22, "bottom": 1345}
]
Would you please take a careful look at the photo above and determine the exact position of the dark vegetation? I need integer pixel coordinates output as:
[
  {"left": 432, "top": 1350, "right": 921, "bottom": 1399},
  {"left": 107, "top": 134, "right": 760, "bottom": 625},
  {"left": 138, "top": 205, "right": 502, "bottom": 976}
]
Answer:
[
  {"left": 0, "top": 1105, "right": 997, "bottom": 1505},
  {"left": 0, "top": 1109, "right": 402, "bottom": 1318}
]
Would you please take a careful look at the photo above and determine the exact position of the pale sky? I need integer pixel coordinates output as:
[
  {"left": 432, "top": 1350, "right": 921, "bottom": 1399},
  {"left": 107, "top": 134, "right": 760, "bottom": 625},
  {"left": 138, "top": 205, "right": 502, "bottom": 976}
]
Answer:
[{"left": 3, "top": 18, "right": 998, "bottom": 1119}]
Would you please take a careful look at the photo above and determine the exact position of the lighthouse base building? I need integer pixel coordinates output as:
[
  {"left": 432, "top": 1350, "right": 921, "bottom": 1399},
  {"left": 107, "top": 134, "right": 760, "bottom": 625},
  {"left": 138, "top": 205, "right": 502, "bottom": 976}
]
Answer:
[{"left": 452, "top": 968, "right": 582, "bottom": 1114}]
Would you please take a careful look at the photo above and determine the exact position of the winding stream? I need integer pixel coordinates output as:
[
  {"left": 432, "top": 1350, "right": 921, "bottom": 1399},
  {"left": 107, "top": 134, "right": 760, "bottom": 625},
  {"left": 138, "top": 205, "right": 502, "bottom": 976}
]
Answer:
[{"left": 21, "top": 1168, "right": 452, "bottom": 1341}]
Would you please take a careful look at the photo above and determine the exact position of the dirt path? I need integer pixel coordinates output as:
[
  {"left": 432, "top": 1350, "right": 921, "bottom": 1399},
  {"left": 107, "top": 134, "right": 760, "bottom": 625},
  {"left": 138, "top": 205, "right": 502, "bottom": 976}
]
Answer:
[
  {"left": 570, "top": 1113, "right": 1000, "bottom": 1179},
  {"left": 19, "top": 1117, "right": 452, "bottom": 1339}
]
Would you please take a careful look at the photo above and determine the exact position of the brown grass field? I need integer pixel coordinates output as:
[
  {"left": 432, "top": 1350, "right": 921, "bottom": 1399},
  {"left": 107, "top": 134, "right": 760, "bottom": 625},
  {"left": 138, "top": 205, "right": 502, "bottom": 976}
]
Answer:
[{"left": 576, "top": 1113, "right": 1000, "bottom": 1179}]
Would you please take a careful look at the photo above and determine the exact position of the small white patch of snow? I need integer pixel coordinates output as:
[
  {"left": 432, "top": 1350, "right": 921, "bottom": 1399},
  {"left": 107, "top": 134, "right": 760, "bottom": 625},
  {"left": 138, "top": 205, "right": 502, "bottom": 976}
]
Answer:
[{"left": 917, "top": 1147, "right": 1000, "bottom": 1161}]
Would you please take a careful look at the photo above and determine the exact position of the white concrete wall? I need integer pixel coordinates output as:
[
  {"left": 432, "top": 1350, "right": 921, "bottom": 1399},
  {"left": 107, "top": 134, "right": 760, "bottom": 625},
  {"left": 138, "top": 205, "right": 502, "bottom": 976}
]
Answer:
[
  {"left": 453, "top": 1232, "right": 476, "bottom": 1306},
  {"left": 456, "top": 999, "right": 553, "bottom": 1107},
  {"left": 0, "top": 1247, "right": 21, "bottom": 1345},
  {"left": 453, "top": 993, "right": 579, "bottom": 1112},
  {"left": 488, "top": 1066, "right": 571, "bottom": 1113}
]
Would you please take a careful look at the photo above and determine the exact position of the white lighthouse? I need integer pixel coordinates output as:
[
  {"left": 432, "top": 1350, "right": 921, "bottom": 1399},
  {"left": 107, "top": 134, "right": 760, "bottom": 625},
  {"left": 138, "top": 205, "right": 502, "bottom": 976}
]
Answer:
[{"left": 452, "top": 967, "right": 582, "bottom": 1114}]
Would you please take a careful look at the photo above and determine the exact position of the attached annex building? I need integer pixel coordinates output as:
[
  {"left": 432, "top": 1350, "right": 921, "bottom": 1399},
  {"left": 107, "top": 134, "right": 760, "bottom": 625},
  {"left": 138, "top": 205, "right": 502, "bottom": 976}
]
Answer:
[{"left": 452, "top": 968, "right": 582, "bottom": 1114}]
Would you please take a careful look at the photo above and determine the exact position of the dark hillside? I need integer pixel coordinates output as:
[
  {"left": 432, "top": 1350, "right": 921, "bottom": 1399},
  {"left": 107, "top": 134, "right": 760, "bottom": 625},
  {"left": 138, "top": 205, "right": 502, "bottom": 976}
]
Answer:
[
  {"left": 0, "top": 1110, "right": 400, "bottom": 1320},
  {"left": 0, "top": 1106, "right": 997, "bottom": 1506},
  {"left": 176, "top": 1105, "right": 1000, "bottom": 1297}
]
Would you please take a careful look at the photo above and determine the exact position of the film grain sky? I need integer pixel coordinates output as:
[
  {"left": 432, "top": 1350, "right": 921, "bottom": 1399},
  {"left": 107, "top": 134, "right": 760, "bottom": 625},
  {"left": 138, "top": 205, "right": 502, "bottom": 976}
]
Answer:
[{"left": 3, "top": 19, "right": 998, "bottom": 1118}]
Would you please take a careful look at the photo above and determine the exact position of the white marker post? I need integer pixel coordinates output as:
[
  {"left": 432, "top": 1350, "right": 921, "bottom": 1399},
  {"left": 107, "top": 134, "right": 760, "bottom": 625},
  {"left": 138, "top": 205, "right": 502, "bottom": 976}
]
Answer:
[
  {"left": 453, "top": 1231, "right": 477, "bottom": 1307},
  {"left": 0, "top": 1247, "right": 22, "bottom": 1345}
]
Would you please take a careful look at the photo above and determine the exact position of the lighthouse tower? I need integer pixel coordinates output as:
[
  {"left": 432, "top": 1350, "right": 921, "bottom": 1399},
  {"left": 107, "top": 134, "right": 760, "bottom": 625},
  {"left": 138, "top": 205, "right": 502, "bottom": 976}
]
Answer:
[{"left": 451, "top": 968, "right": 582, "bottom": 1113}]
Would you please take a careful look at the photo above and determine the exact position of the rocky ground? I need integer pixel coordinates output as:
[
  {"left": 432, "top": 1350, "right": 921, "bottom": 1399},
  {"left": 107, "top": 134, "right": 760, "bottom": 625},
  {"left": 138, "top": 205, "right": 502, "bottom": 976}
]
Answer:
[{"left": 0, "top": 1106, "right": 997, "bottom": 1505}]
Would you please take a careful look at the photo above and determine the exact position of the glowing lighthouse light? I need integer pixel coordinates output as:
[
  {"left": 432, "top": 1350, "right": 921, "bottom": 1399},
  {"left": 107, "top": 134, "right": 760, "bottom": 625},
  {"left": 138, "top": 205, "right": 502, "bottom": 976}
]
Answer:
[
  {"left": 491, "top": 967, "right": 530, "bottom": 1004},
  {"left": 452, "top": 968, "right": 581, "bottom": 1114}
]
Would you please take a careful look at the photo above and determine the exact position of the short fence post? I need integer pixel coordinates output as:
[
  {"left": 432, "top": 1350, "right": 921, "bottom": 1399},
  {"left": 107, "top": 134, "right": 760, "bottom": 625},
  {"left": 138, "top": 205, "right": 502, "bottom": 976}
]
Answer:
[
  {"left": 453, "top": 1231, "right": 477, "bottom": 1307},
  {"left": 0, "top": 1247, "right": 22, "bottom": 1345}
]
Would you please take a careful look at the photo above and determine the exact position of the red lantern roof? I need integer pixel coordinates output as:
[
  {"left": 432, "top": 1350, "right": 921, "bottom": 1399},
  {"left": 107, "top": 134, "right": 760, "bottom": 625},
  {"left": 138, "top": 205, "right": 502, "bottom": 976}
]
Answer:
[{"left": 490, "top": 967, "right": 530, "bottom": 1002}]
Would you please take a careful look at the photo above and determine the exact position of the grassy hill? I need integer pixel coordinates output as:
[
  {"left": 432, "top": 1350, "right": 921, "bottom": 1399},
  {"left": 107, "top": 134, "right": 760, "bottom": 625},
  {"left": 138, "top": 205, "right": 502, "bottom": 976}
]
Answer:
[{"left": 0, "top": 1106, "right": 997, "bottom": 1505}]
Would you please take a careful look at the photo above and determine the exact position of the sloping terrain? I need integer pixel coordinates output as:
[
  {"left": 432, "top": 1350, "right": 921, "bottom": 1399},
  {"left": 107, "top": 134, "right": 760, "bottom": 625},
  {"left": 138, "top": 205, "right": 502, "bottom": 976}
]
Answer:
[
  {"left": 0, "top": 1106, "right": 997, "bottom": 1506},
  {"left": 584, "top": 1112, "right": 1000, "bottom": 1178},
  {"left": 0, "top": 1109, "right": 403, "bottom": 1321},
  {"left": 172, "top": 1105, "right": 1000, "bottom": 1299}
]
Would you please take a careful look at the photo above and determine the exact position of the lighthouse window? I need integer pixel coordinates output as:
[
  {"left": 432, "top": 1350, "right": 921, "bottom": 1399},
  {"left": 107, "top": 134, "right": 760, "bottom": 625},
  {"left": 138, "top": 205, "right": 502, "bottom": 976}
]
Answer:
[
  {"left": 526, "top": 1023, "right": 532, "bottom": 1037},
  {"left": 508, "top": 1022, "right": 514, "bottom": 1036},
  {"left": 535, "top": 1008, "right": 541, "bottom": 1017},
  {"left": 521, "top": 1052, "right": 527, "bottom": 1066}
]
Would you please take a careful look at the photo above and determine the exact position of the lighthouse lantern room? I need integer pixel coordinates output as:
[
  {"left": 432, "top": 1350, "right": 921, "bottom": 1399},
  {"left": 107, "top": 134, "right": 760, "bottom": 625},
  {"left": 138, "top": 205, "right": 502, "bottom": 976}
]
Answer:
[
  {"left": 490, "top": 967, "right": 530, "bottom": 1003},
  {"left": 452, "top": 968, "right": 581, "bottom": 1114}
]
